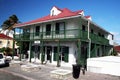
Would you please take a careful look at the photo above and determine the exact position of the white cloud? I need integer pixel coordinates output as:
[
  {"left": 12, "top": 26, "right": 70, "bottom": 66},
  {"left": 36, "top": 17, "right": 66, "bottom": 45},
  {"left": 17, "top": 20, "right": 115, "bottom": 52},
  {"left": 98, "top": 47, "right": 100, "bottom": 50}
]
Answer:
[{"left": 111, "top": 32, "right": 120, "bottom": 35}]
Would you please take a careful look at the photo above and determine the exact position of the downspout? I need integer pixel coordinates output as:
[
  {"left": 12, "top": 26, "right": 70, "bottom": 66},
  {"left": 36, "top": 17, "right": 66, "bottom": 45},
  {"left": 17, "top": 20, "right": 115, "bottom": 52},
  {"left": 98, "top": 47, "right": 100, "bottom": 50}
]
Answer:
[{"left": 88, "top": 20, "right": 91, "bottom": 58}]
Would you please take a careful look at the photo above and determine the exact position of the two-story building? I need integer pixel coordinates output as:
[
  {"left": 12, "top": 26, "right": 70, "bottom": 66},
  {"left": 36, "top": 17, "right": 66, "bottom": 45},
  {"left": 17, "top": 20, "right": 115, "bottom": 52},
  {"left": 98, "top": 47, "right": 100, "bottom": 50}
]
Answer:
[{"left": 13, "top": 6, "right": 113, "bottom": 67}]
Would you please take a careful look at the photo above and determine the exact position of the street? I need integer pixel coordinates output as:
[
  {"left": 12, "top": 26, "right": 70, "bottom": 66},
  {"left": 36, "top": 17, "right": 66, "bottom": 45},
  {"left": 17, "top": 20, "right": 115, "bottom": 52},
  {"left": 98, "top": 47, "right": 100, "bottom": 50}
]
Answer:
[{"left": 0, "top": 69, "right": 28, "bottom": 80}]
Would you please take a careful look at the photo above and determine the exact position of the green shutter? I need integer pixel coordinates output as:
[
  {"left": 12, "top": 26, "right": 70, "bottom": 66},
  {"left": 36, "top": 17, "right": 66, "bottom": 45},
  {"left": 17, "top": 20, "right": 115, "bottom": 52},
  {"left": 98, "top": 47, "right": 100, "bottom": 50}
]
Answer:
[
  {"left": 53, "top": 47, "right": 57, "bottom": 61},
  {"left": 64, "top": 47, "right": 69, "bottom": 62}
]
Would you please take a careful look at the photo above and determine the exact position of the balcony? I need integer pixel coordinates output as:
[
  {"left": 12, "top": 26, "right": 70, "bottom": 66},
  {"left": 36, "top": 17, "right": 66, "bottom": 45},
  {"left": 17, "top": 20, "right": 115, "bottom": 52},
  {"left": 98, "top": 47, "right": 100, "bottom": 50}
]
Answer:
[{"left": 14, "top": 29, "right": 109, "bottom": 45}]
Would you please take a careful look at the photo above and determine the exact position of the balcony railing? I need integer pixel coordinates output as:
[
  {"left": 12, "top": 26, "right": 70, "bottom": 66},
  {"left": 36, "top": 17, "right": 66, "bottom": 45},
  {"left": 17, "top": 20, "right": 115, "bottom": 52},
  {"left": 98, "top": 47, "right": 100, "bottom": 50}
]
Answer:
[{"left": 14, "top": 29, "right": 109, "bottom": 45}]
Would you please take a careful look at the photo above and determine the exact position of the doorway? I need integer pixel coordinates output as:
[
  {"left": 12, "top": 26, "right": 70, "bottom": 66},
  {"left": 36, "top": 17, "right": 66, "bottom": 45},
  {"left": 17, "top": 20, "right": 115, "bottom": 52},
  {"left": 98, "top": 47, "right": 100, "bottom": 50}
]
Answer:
[
  {"left": 46, "top": 46, "right": 52, "bottom": 62},
  {"left": 80, "top": 46, "right": 87, "bottom": 68}
]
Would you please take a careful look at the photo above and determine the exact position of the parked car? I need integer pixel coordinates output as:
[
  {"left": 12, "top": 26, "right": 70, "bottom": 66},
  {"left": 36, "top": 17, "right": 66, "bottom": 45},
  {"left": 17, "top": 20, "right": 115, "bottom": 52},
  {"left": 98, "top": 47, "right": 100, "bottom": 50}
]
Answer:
[{"left": 0, "top": 53, "right": 9, "bottom": 67}]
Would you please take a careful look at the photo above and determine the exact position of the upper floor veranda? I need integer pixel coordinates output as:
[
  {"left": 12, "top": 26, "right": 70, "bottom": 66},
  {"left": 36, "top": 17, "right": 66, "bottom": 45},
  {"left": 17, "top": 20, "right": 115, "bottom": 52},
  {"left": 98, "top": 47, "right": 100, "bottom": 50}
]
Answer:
[{"left": 14, "top": 17, "right": 112, "bottom": 45}]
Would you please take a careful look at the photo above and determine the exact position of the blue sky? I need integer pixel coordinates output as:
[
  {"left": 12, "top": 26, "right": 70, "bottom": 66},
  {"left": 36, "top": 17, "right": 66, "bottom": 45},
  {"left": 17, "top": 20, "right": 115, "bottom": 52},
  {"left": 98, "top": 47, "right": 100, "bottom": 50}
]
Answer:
[{"left": 0, "top": 0, "right": 120, "bottom": 44}]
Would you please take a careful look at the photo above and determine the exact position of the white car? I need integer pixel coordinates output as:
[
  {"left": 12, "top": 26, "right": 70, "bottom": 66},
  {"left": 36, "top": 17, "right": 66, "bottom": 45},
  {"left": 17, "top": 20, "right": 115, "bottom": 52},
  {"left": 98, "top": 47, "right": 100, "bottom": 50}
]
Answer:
[{"left": 0, "top": 53, "right": 9, "bottom": 67}]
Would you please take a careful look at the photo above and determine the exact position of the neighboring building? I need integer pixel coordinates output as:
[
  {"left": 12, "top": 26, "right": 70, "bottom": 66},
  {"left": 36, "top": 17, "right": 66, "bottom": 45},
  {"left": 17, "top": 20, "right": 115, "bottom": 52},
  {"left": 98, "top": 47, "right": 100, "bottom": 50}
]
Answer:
[
  {"left": 13, "top": 6, "right": 113, "bottom": 67},
  {"left": 0, "top": 33, "right": 13, "bottom": 48},
  {"left": 114, "top": 46, "right": 120, "bottom": 55}
]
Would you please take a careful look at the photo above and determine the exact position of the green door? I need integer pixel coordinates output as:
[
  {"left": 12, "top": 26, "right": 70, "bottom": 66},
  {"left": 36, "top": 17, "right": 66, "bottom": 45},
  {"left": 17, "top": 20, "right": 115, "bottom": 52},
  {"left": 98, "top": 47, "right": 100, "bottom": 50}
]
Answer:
[
  {"left": 80, "top": 47, "right": 87, "bottom": 66},
  {"left": 53, "top": 47, "right": 57, "bottom": 61},
  {"left": 63, "top": 47, "right": 69, "bottom": 62}
]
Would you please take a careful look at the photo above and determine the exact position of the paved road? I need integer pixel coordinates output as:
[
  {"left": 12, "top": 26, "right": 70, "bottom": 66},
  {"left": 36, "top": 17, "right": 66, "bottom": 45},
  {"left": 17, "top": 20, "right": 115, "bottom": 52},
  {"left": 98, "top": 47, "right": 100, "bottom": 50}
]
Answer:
[
  {"left": 0, "top": 69, "right": 28, "bottom": 80},
  {"left": 1, "top": 61, "right": 120, "bottom": 80}
]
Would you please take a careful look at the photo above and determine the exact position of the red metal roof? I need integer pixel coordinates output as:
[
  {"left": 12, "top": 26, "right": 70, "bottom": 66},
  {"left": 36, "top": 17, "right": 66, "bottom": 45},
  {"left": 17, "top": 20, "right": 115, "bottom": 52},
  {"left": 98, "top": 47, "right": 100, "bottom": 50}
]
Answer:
[
  {"left": 85, "top": 16, "right": 91, "bottom": 18},
  {"left": 15, "top": 6, "right": 86, "bottom": 27},
  {"left": 0, "top": 34, "right": 13, "bottom": 40}
]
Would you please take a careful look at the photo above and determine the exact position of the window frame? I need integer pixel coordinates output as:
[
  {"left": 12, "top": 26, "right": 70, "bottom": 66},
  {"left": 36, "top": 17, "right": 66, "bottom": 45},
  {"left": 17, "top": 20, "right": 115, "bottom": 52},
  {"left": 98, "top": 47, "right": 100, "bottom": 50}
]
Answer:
[
  {"left": 35, "top": 26, "right": 40, "bottom": 36},
  {"left": 55, "top": 22, "right": 65, "bottom": 34}
]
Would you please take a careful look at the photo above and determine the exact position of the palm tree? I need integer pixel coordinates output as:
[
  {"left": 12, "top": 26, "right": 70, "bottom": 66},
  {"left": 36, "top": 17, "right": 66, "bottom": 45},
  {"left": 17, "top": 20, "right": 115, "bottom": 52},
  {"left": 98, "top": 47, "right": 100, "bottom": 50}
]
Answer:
[
  {"left": 8, "top": 15, "right": 19, "bottom": 30},
  {"left": 1, "top": 20, "right": 11, "bottom": 30},
  {"left": 0, "top": 15, "right": 19, "bottom": 47},
  {"left": 1, "top": 14, "right": 19, "bottom": 31}
]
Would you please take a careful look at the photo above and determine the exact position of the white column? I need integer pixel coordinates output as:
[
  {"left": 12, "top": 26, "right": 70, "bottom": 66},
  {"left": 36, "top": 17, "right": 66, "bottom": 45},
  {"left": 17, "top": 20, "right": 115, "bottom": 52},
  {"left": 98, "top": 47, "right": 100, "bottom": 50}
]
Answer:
[
  {"left": 28, "top": 50, "right": 30, "bottom": 60},
  {"left": 45, "top": 46, "right": 47, "bottom": 61}
]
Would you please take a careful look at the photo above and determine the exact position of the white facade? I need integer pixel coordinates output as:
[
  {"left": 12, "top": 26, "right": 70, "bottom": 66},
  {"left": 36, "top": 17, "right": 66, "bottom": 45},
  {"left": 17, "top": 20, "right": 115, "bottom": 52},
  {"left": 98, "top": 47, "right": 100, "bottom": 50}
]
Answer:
[
  {"left": 23, "top": 16, "right": 112, "bottom": 67},
  {"left": 107, "top": 34, "right": 114, "bottom": 45},
  {"left": 50, "top": 6, "right": 62, "bottom": 16},
  {"left": 16, "top": 6, "right": 113, "bottom": 67},
  {"left": 87, "top": 56, "right": 120, "bottom": 76}
]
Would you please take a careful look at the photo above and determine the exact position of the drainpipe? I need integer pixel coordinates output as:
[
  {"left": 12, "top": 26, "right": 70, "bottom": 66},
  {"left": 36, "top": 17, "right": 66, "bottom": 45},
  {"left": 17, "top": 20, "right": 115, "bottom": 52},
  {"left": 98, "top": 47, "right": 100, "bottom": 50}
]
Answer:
[{"left": 88, "top": 20, "right": 91, "bottom": 58}]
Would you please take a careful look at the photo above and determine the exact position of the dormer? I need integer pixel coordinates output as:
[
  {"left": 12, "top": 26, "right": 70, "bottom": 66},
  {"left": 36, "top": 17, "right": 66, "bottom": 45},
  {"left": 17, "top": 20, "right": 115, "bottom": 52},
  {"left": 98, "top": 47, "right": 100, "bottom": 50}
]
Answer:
[{"left": 50, "top": 6, "right": 62, "bottom": 16}]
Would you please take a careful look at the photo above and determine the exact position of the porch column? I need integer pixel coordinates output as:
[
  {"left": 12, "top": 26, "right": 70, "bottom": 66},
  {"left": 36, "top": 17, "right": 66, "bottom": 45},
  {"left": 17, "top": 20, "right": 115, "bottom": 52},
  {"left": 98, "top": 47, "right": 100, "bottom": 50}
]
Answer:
[
  {"left": 103, "top": 45, "right": 105, "bottom": 56},
  {"left": 12, "top": 40, "right": 15, "bottom": 59},
  {"left": 12, "top": 29, "right": 15, "bottom": 59},
  {"left": 95, "top": 44, "right": 97, "bottom": 57},
  {"left": 56, "top": 40, "right": 60, "bottom": 67},
  {"left": 19, "top": 41, "right": 23, "bottom": 61},
  {"left": 41, "top": 41, "right": 44, "bottom": 64},
  {"left": 29, "top": 41, "right": 32, "bottom": 62},
  {"left": 45, "top": 46, "right": 47, "bottom": 61},
  {"left": 41, "top": 23, "right": 44, "bottom": 64},
  {"left": 106, "top": 46, "right": 111, "bottom": 56},
  {"left": 77, "top": 39, "right": 81, "bottom": 65}
]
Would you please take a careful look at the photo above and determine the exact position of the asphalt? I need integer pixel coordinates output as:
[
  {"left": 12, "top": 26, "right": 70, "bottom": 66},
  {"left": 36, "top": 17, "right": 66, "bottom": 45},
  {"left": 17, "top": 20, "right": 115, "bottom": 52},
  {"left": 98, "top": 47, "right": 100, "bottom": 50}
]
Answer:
[{"left": 1, "top": 60, "right": 120, "bottom": 80}]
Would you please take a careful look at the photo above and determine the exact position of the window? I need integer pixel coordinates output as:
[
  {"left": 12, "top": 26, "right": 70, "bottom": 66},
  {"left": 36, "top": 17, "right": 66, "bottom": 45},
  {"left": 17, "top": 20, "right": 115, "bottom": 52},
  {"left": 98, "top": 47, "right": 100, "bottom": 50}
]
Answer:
[
  {"left": 23, "top": 29, "right": 30, "bottom": 39},
  {"left": 53, "top": 46, "right": 69, "bottom": 62},
  {"left": 0, "top": 54, "right": 3, "bottom": 59},
  {"left": 82, "top": 25, "right": 86, "bottom": 31},
  {"left": 46, "top": 24, "right": 51, "bottom": 35},
  {"left": 7, "top": 41, "right": 10, "bottom": 47},
  {"left": 0, "top": 41, "right": 2, "bottom": 44},
  {"left": 91, "top": 29, "right": 94, "bottom": 34},
  {"left": 52, "top": 10, "right": 54, "bottom": 16},
  {"left": 35, "top": 26, "right": 40, "bottom": 36},
  {"left": 8, "top": 41, "right": 10, "bottom": 45},
  {"left": 55, "top": 22, "right": 65, "bottom": 34},
  {"left": 61, "top": 46, "right": 69, "bottom": 62},
  {"left": 24, "top": 29, "right": 30, "bottom": 33},
  {"left": 98, "top": 32, "right": 101, "bottom": 37},
  {"left": 101, "top": 34, "right": 104, "bottom": 38},
  {"left": 112, "top": 35, "right": 114, "bottom": 40}
]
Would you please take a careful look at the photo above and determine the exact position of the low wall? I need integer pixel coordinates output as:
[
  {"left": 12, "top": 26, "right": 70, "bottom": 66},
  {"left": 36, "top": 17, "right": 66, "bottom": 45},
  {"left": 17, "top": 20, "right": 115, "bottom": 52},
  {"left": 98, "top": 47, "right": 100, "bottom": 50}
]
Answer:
[{"left": 87, "top": 56, "right": 120, "bottom": 76}]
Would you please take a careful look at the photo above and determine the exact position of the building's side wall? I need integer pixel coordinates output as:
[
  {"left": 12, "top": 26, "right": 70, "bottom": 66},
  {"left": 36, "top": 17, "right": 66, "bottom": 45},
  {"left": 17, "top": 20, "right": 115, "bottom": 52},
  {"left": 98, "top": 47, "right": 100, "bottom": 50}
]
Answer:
[
  {"left": 0, "top": 39, "right": 13, "bottom": 48},
  {"left": 0, "top": 39, "right": 7, "bottom": 48},
  {"left": 20, "top": 17, "right": 112, "bottom": 67},
  {"left": 0, "top": 38, "right": 18, "bottom": 49}
]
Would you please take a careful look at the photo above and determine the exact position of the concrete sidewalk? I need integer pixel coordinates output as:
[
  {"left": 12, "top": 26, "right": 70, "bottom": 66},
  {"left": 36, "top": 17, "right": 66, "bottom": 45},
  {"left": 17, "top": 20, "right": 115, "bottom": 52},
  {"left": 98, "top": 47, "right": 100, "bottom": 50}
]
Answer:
[{"left": 2, "top": 60, "right": 120, "bottom": 80}]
